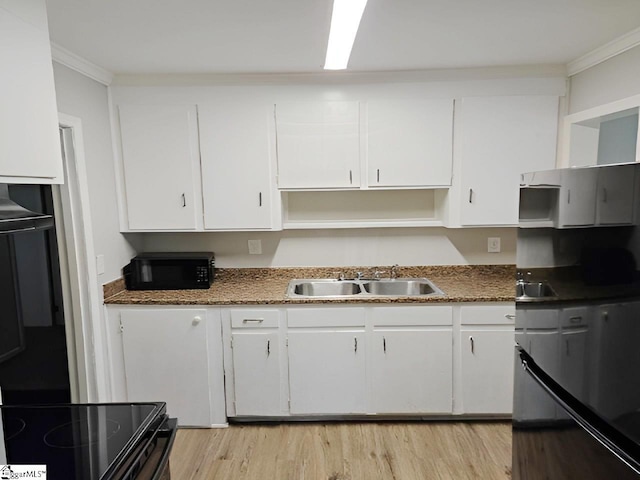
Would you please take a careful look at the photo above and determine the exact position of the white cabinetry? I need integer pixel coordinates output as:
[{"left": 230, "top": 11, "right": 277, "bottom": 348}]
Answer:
[
  {"left": 457, "top": 96, "right": 559, "bottom": 226},
  {"left": 595, "top": 164, "right": 636, "bottom": 225},
  {"left": 459, "top": 305, "right": 515, "bottom": 415},
  {"left": 118, "top": 308, "right": 215, "bottom": 426},
  {"left": 370, "top": 306, "right": 453, "bottom": 414},
  {"left": 366, "top": 99, "right": 453, "bottom": 188},
  {"left": 0, "top": 1, "right": 63, "bottom": 183},
  {"left": 556, "top": 168, "right": 598, "bottom": 227},
  {"left": 199, "top": 103, "right": 278, "bottom": 230},
  {"left": 226, "top": 309, "right": 283, "bottom": 416},
  {"left": 118, "top": 104, "right": 203, "bottom": 230},
  {"left": 275, "top": 101, "right": 360, "bottom": 189},
  {"left": 287, "top": 307, "right": 366, "bottom": 414}
]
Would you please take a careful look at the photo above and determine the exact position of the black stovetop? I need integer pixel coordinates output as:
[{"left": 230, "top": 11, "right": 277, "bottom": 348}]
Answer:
[{"left": 0, "top": 402, "right": 166, "bottom": 480}]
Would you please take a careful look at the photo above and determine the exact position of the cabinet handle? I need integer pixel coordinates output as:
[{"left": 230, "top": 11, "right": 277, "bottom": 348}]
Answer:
[
  {"left": 267, "top": 340, "right": 270, "bottom": 357},
  {"left": 349, "top": 170, "right": 353, "bottom": 184},
  {"left": 182, "top": 193, "right": 186, "bottom": 207},
  {"left": 602, "top": 188, "right": 608, "bottom": 203},
  {"left": 383, "top": 337, "right": 386, "bottom": 353},
  {"left": 569, "top": 316, "right": 582, "bottom": 324},
  {"left": 603, "top": 311, "right": 609, "bottom": 322},
  {"left": 505, "top": 314, "right": 516, "bottom": 320},
  {"left": 354, "top": 337, "right": 358, "bottom": 353},
  {"left": 566, "top": 339, "right": 570, "bottom": 356},
  {"left": 470, "top": 336, "right": 475, "bottom": 354},
  {"left": 377, "top": 169, "right": 380, "bottom": 183},
  {"left": 567, "top": 189, "right": 571, "bottom": 204},
  {"left": 259, "top": 192, "right": 262, "bottom": 207},
  {"left": 192, "top": 316, "right": 202, "bottom": 326},
  {"left": 242, "top": 318, "right": 264, "bottom": 323},
  {"left": 468, "top": 188, "right": 473, "bottom": 203}
]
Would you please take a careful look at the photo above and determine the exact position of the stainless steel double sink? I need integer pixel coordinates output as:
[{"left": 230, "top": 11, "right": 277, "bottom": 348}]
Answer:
[
  {"left": 516, "top": 281, "right": 557, "bottom": 302},
  {"left": 286, "top": 278, "right": 445, "bottom": 298}
]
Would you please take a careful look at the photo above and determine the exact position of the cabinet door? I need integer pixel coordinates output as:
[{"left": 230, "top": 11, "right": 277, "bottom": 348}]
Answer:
[
  {"left": 231, "top": 331, "right": 281, "bottom": 416},
  {"left": 459, "top": 96, "right": 558, "bottom": 226},
  {"left": 366, "top": 99, "right": 453, "bottom": 187},
  {"left": 371, "top": 329, "right": 452, "bottom": 414},
  {"left": 0, "top": 5, "right": 62, "bottom": 181},
  {"left": 118, "top": 104, "right": 201, "bottom": 230},
  {"left": 120, "top": 309, "right": 211, "bottom": 426},
  {"left": 460, "top": 328, "right": 514, "bottom": 414},
  {"left": 288, "top": 330, "right": 366, "bottom": 414},
  {"left": 560, "top": 330, "right": 588, "bottom": 399},
  {"left": 275, "top": 101, "right": 360, "bottom": 189},
  {"left": 557, "top": 168, "right": 598, "bottom": 227},
  {"left": 595, "top": 164, "right": 635, "bottom": 225},
  {"left": 199, "top": 103, "right": 275, "bottom": 230}
]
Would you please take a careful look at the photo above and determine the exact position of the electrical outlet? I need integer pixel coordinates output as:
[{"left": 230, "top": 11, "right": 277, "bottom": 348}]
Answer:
[
  {"left": 488, "top": 237, "right": 501, "bottom": 253},
  {"left": 248, "top": 239, "right": 262, "bottom": 255}
]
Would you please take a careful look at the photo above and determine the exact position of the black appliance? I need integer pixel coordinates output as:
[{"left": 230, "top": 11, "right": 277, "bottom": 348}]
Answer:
[
  {"left": 513, "top": 163, "right": 640, "bottom": 478},
  {"left": 123, "top": 252, "right": 215, "bottom": 290},
  {"left": 0, "top": 402, "right": 177, "bottom": 480}
]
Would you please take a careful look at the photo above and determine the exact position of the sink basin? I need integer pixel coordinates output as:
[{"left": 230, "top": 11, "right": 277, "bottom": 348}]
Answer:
[
  {"left": 286, "top": 278, "right": 444, "bottom": 298},
  {"left": 362, "top": 279, "right": 442, "bottom": 296},
  {"left": 516, "top": 281, "right": 557, "bottom": 301},
  {"left": 292, "top": 280, "right": 361, "bottom": 297}
]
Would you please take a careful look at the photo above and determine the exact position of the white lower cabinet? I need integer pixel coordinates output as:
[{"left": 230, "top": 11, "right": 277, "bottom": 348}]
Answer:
[
  {"left": 371, "top": 330, "right": 452, "bottom": 413},
  {"left": 459, "top": 305, "right": 515, "bottom": 415},
  {"left": 231, "top": 331, "right": 282, "bottom": 416},
  {"left": 117, "top": 308, "right": 217, "bottom": 427},
  {"left": 288, "top": 330, "right": 367, "bottom": 415}
]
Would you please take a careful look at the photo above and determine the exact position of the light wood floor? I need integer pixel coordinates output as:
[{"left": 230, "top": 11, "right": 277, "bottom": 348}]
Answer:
[{"left": 169, "top": 421, "right": 512, "bottom": 480}]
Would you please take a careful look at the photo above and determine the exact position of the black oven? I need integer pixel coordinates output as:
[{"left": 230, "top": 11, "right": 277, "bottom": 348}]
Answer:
[
  {"left": 124, "top": 252, "right": 215, "bottom": 290},
  {"left": 0, "top": 402, "right": 177, "bottom": 480}
]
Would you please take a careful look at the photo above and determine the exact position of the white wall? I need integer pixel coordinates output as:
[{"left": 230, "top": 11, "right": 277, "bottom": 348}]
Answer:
[
  {"left": 570, "top": 45, "right": 640, "bottom": 114},
  {"left": 52, "top": 63, "right": 139, "bottom": 285},
  {"left": 137, "top": 227, "right": 517, "bottom": 267}
]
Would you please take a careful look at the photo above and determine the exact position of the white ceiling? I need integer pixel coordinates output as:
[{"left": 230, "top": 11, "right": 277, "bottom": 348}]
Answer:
[{"left": 45, "top": 0, "right": 640, "bottom": 75}]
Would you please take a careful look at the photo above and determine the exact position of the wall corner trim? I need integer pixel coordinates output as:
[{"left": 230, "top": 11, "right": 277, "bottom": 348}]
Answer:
[
  {"left": 51, "top": 42, "right": 114, "bottom": 86},
  {"left": 567, "top": 26, "right": 640, "bottom": 77}
]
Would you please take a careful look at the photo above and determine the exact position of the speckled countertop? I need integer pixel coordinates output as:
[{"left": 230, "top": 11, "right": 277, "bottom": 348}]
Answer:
[{"left": 103, "top": 265, "right": 516, "bottom": 305}]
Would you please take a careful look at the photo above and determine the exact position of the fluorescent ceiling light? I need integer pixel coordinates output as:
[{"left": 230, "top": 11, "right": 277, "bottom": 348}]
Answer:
[{"left": 324, "top": 0, "right": 369, "bottom": 70}]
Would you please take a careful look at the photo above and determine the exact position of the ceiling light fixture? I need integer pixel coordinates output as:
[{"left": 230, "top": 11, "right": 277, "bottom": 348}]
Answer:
[{"left": 323, "top": 0, "right": 369, "bottom": 70}]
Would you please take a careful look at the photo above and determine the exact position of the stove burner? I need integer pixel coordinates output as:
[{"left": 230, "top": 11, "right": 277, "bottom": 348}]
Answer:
[
  {"left": 44, "top": 419, "right": 121, "bottom": 448},
  {"left": 3, "top": 416, "right": 26, "bottom": 441}
]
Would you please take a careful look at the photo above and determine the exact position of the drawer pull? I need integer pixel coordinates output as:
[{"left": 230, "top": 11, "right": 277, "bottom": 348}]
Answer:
[
  {"left": 243, "top": 318, "right": 264, "bottom": 323},
  {"left": 505, "top": 314, "right": 516, "bottom": 320},
  {"left": 569, "top": 316, "right": 582, "bottom": 324},
  {"left": 192, "top": 316, "right": 202, "bottom": 326}
]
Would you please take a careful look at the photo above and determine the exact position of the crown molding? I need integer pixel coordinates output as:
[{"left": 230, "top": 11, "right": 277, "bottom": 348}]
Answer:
[
  {"left": 567, "top": 26, "right": 640, "bottom": 77},
  {"left": 112, "top": 64, "right": 567, "bottom": 86},
  {"left": 50, "top": 43, "right": 114, "bottom": 86}
]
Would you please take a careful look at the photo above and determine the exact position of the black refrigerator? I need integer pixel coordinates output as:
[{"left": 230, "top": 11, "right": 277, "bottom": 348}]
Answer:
[{"left": 513, "top": 162, "right": 640, "bottom": 478}]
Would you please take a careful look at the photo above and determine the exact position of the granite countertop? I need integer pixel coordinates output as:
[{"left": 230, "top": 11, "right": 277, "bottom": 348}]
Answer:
[{"left": 103, "top": 265, "right": 516, "bottom": 306}]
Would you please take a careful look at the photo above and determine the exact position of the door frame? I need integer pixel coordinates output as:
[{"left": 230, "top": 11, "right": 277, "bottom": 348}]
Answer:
[{"left": 55, "top": 113, "right": 102, "bottom": 403}]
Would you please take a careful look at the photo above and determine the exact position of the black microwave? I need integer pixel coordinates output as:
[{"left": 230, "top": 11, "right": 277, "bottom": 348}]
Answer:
[{"left": 123, "top": 252, "right": 215, "bottom": 290}]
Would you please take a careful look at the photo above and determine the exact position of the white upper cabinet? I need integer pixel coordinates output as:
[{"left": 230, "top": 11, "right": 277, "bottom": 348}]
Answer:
[
  {"left": 366, "top": 99, "right": 453, "bottom": 188},
  {"left": 458, "top": 96, "right": 559, "bottom": 226},
  {"left": 199, "top": 103, "right": 277, "bottom": 230},
  {"left": 118, "top": 104, "right": 202, "bottom": 231},
  {"left": 0, "top": 1, "right": 63, "bottom": 183},
  {"left": 275, "top": 101, "right": 361, "bottom": 189},
  {"left": 595, "top": 164, "right": 636, "bottom": 225}
]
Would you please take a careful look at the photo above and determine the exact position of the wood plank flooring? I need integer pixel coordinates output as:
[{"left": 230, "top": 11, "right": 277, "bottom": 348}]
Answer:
[{"left": 169, "top": 421, "right": 512, "bottom": 480}]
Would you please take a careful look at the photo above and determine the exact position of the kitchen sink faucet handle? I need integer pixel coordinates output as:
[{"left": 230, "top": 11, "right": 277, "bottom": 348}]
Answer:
[
  {"left": 390, "top": 264, "right": 400, "bottom": 279},
  {"left": 335, "top": 271, "right": 345, "bottom": 281}
]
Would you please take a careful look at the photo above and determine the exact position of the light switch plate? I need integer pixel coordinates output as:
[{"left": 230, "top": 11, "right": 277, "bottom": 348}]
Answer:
[
  {"left": 488, "top": 237, "right": 501, "bottom": 253},
  {"left": 96, "top": 254, "right": 105, "bottom": 274},
  {"left": 248, "top": 239, "right": 262, "bottom": 255}
]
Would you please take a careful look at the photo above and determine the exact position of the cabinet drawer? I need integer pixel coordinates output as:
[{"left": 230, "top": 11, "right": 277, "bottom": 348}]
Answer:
[
  {"left": 371, "top": 306, "right": 452, "bottom": 327},
  {"left": 231, "top": 309, "right": 280, "bottom": 328},
  {"left": 561, "top": 307, "right": 589, "bottom": 329},
  {"left": 287, "top": 307, "right": 365, "bottom": 328},
  {"left": 460, "top": 305, "right": 516, "bottom": 325}
]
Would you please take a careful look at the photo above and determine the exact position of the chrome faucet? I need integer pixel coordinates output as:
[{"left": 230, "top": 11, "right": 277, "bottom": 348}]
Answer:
[{"left": 390, "top": 264, "right": 399, "bottom": 279}]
